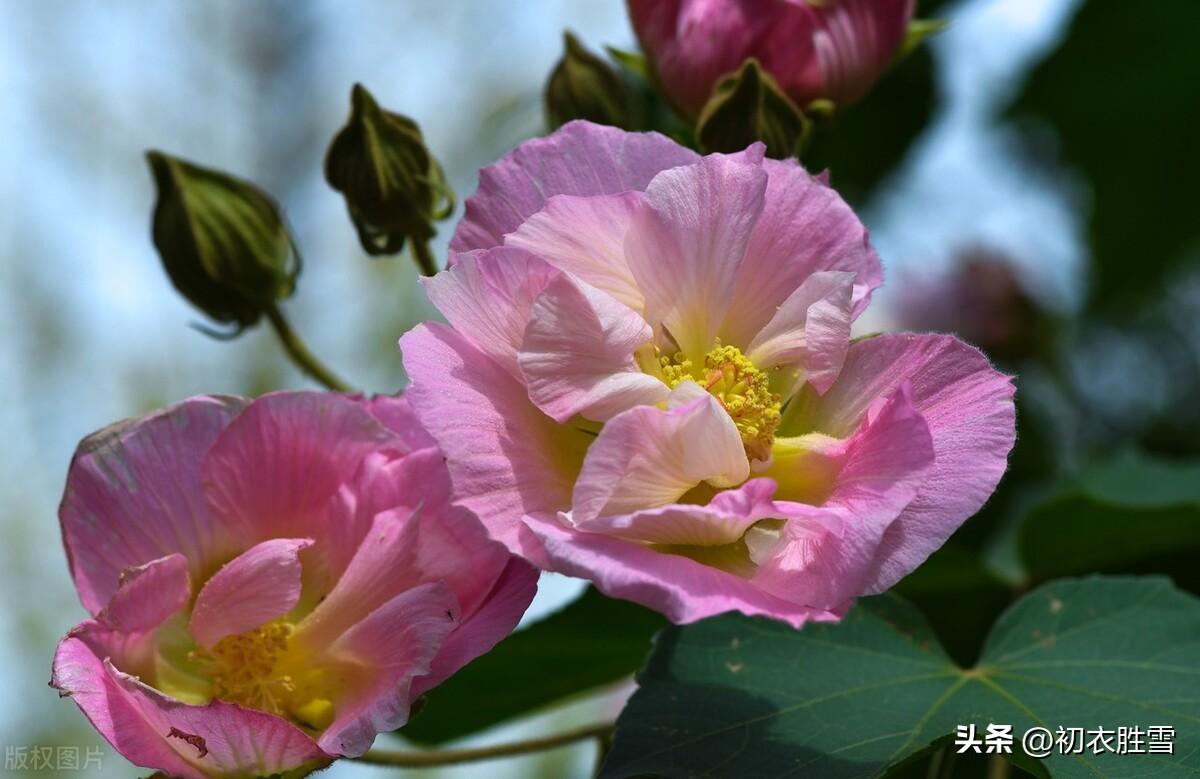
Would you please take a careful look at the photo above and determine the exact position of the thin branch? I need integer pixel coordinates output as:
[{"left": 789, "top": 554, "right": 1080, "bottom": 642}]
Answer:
[
  {"left": 263, "top": 302, "right": 353, "bottom": 392},
  {"left": 355, "top": 722, "right": 615, "bottom": 768}
]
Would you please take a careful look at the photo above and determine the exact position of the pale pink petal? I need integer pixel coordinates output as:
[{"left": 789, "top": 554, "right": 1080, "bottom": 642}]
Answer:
[
  {"left": 788, "top": 334, "right": 1016, "bottom": 590},
  {"left": 400, "top": 323, "right": 590, "bottom": 558},
  {"left": 98, "top": 554, "right": 190, "bottom": 634},
  {"left": 575, "top": 478, "right": 778, "bottom": 547},
  {"left": 753, "top": 385, "right": 935, "bottom": 610},
  {"left": 422, "top": 247, "right": 560, "bottom": 377},
  {"left": 188, "top": 538, "right": 311, "bottom": 649},
  {"left": 570, "top": 384, "right": 749, "bottom": 525},
  {"left": 451, "top": 121, "right": 699, "bottom": 256},
  {"left": 202, "top": 391, "right": 395, "bottom": 546},
  {"left": 519, "top": 274, "right": 667, "bottom": 423},
  {"left": 356, "top": 393, "right": 438, "bottom": 453},
  {"left": 722, "top": 158, "right": 882, "bottom": 347},
  {"left": 51, "top": 637, "right": 328, "bottom": 778},
  {"left": 413, "top": 557, "right": 540, "bottom": 697},
  {"left": 319, "top": 582, "right": 459, "bottom": 756},
  {"left": 625, "top": 151, "right": 768, "bottom": 361},
  {"left": 505, "top": 192, "right": 647, "bottom": 312},
  {"left": 525, "top": 514, "right": 834, "bottom": 628},
  {"left": 60, "top": 395, "right": 246, "bottom": 614},
  {"left": 746, "top": 270, "right": 855, "bottom": 395}
]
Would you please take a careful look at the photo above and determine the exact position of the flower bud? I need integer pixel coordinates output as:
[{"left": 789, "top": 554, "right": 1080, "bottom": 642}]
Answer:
[
  {"left": 545, "top": 31, "right": 636, "bottom": 130},
  {"left": 324, "top": 84, "right": 454, "bottom": 258},
  {"left": 146, "top": 151, "right": 299, "bottom": 333},
  {"left": 697, "top": 59, "right": 810, "bottom": 159}
]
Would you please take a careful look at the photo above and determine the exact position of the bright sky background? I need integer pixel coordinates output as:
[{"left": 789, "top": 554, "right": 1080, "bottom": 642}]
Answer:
[{"left": 0, "top": 1, "right": 1078, "bottom": 776}]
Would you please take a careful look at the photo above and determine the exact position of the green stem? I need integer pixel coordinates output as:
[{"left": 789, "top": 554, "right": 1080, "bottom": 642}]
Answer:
[
  {"left": 410, "top": 236, "right": 439, "bottom": 276},
  {"left": 355, "top": 722, "right": 614, "bottom": 768},
  {"left": 264, "top": 302, "right": 353, "bottom": 393}
]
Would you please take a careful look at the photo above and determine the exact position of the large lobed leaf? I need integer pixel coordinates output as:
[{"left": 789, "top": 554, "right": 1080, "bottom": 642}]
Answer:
[{"left": 602, "top": 577, "right": 1200, "bottom": 778}]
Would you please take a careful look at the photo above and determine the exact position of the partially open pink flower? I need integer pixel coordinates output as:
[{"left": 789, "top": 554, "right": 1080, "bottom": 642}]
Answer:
[
  {"left": 628, "top": 0, "right": 915, "bottom": 117},
  {"left": 52, "top": 391, "right": 536, "bottom": 778},
  {"left": 403, "top": 121, "right": 1015, "bottom": 628}
]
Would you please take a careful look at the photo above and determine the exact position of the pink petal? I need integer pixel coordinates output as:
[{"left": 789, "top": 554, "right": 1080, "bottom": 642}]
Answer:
[
  {"left": 525, "top": 514, "right": 834, "bottom": 628},
  {"left": 754, "top": 384, "right": 935, "bottom": 610},
  {"left": 806, "top": 0, "right": 915, "bottom": 106},
  {"left": 60, "top": 395, "right": 246, "bottom": 614},
  {"left": 189, "top": 538, "right": 312, "bottom": 649},
  {"left": 98, "top": 554, "right": 191, "bottom": 634},
  {"left": 570, "top": 384, "right": 749, "bottom": 525},
  {"left": 400, "top": 323, "right": 590, "bottom": 557},
  {"left": 413, "top": 557, "right": 540, "bottom": 697},
  {"left": 519, "top": 274, "right": 667, "bottom": 423},
  {"left": 505, "top": 192, "right": 648, "bottom": 312},
  {"left": 51, "top": 637, "right": 328, "bottom": 778},
  {"left": 575, "top": 478, "right": 778, "bottom": 547},
  {"left": 202, "top": 391, "right": 395, "bottom": 547},
  {"left": 450, "top": 121, "right": 699, "bottom": 256},
  {"left": 790, "top": 334, "right": 1016, "bottom": 591},
  {"left": 746, "top": 270, "right": 855, "bottom": 395},
  {"left": 355, "top": 393, "right": 439, "bottom": 453},
  {"left": 319, "top": 582, "right": 459, "bottom": 756},
  {"left": 422, "top": 247, "right": 560, "bottom": 378},
  {"left": 625, "top": 151, "right": 768, "bottom": 362},
  {"left": 721, "top": 158, "right": 883, "bottom": 347}
]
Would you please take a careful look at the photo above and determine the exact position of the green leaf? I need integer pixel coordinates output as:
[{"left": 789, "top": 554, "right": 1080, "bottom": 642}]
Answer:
[
  {"left": 1020, "top": 451, "right": 1200, "bottom": 592},
  {"left": 1008, "top": 0, "right": 1200, "bottom": 311},
  {"left": 602, "top": 577, "right": 1200, "bottom": 778},
  {"left": 400, "top": 586, "right": 665, "bottom": 745}
]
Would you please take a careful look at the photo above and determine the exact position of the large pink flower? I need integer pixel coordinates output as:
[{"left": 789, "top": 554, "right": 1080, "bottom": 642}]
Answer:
[
  {"left": 629, "top": 0, "right": 915, "bottom": 117},
  {"left": 403, "top": 121, "right": 1015, "bottom": 628},
  {"left": 51, "top": 391, "right": 536, "bottom": 778}
]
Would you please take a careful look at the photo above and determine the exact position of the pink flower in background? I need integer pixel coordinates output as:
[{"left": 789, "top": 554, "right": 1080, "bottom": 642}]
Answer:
[
  {"left": 403, "top": 121, "right": 1015, "bottom": 627},
  {"left": 628, "top": 0, "right": 915, "bottom": 117},
  {"left": 52, "top": 392, "right": 536, "bottom": 778}
]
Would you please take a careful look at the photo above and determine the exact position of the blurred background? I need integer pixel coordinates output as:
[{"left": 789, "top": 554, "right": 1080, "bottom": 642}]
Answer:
[{"left": 2, "top": 0, "right": 1197, "bottom": 776}]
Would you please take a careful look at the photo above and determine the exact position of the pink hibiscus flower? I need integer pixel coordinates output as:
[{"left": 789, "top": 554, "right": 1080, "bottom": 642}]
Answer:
[
  {"left": 628, "top": 0, "right": 915, "bottom": 117},
  {"left": 51, "top": 391, "right": 537, "bottom": 778},
  {"left": 401, "top": 121, "right": 1015, "bottom": 628}
]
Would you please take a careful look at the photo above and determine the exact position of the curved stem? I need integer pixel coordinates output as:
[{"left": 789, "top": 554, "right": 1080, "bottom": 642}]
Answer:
[
  {"left": 264, "top": 302, "right": 353, "bottom": 393},
  {"left": 410, "top": 236, "right": 439, "bottom": 277},
  {"left": 355, "top": 722, "right": 614, "bottom": 768}
]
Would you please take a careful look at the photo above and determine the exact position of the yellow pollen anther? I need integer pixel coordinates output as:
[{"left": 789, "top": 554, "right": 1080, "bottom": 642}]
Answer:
[{"left": 654, "top": 341, "right": 782, "bottom": 461}]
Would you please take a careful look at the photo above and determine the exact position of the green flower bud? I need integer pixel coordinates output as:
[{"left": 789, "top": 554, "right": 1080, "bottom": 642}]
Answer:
[
  {"left": 324, "top": 84, "right": 454, "bottom": 260},
  {"left": 545, "top": 31, "right": 636, "bottom": 131},
  {"left": 696, "top": 59, "right": 811, "bottom": 160},
  {"left": 146, "top": 151, "right": 299, "bottom": 333}
]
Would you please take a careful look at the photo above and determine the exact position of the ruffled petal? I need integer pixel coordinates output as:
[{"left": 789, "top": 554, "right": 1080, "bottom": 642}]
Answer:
[
  {"left": 51, "top": 637, "right": 328, "bottom": 778},
  {"left": 189, "top": 538, "right": 312, "bottom": 650},
  {"left": 570, "top": 383, "right": 749, "bottom": 525},
  {"left": 422, "top": 247, "right": 560, "bottom": 378},
  {"left": 746, "top": 270, "right": 855, "bottom": 395},
  {"left": 451, "top": 121, "right": 699, "bottom": 256},
  {"left": 786, "top": 334, "right": 1016, "bottom": 591},
  {"left": 355, "top": 393, "right": 438, "bottom": 453},
  {"left": 625, "top": 150, "right": 768, "bottom": 362},
  {"left": 519, "top": 274, "right": 667, "bottom": 423},
  {"left": 505, "top": 192, "right": 647, "bottom": 312},
  {"left": 60, "top": 395, "right": 246, "bottom": 614},
  {"left": 722, "top": 158, "right": 882, "bottom": 347},
  {"left": 202, "top": 392, "right": 395, "bottom": 547},
  {"left": 525, "top": 514, "right": 834, "bottom": 628},
  {"left": 98, "top": 554, "right": 191, "bottom": 634},
  {"left": 400, "top": 323, "right": 590, "bottom": 557},
  {"left": 575, "top": 478, "right": 778, "bottom": 547},
  {"left": 318, "top": 582, "right": 459, "bottom": 756}
]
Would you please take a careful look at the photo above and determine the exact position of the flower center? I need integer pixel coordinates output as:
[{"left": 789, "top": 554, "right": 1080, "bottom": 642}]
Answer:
[
  {"left": 652, "top": 341, "right": 782, "bottom": 461},
  {"left": 189, "top": 619, "right": 336, "bottom": 731}
]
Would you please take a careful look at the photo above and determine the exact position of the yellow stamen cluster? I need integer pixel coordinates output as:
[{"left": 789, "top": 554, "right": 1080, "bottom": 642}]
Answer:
[
  {"left": 190, "top": 620, "right": 335, "bottom": 731},
  {"left": 657, "top": 341, "right": 782, "bottom": 461}
]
